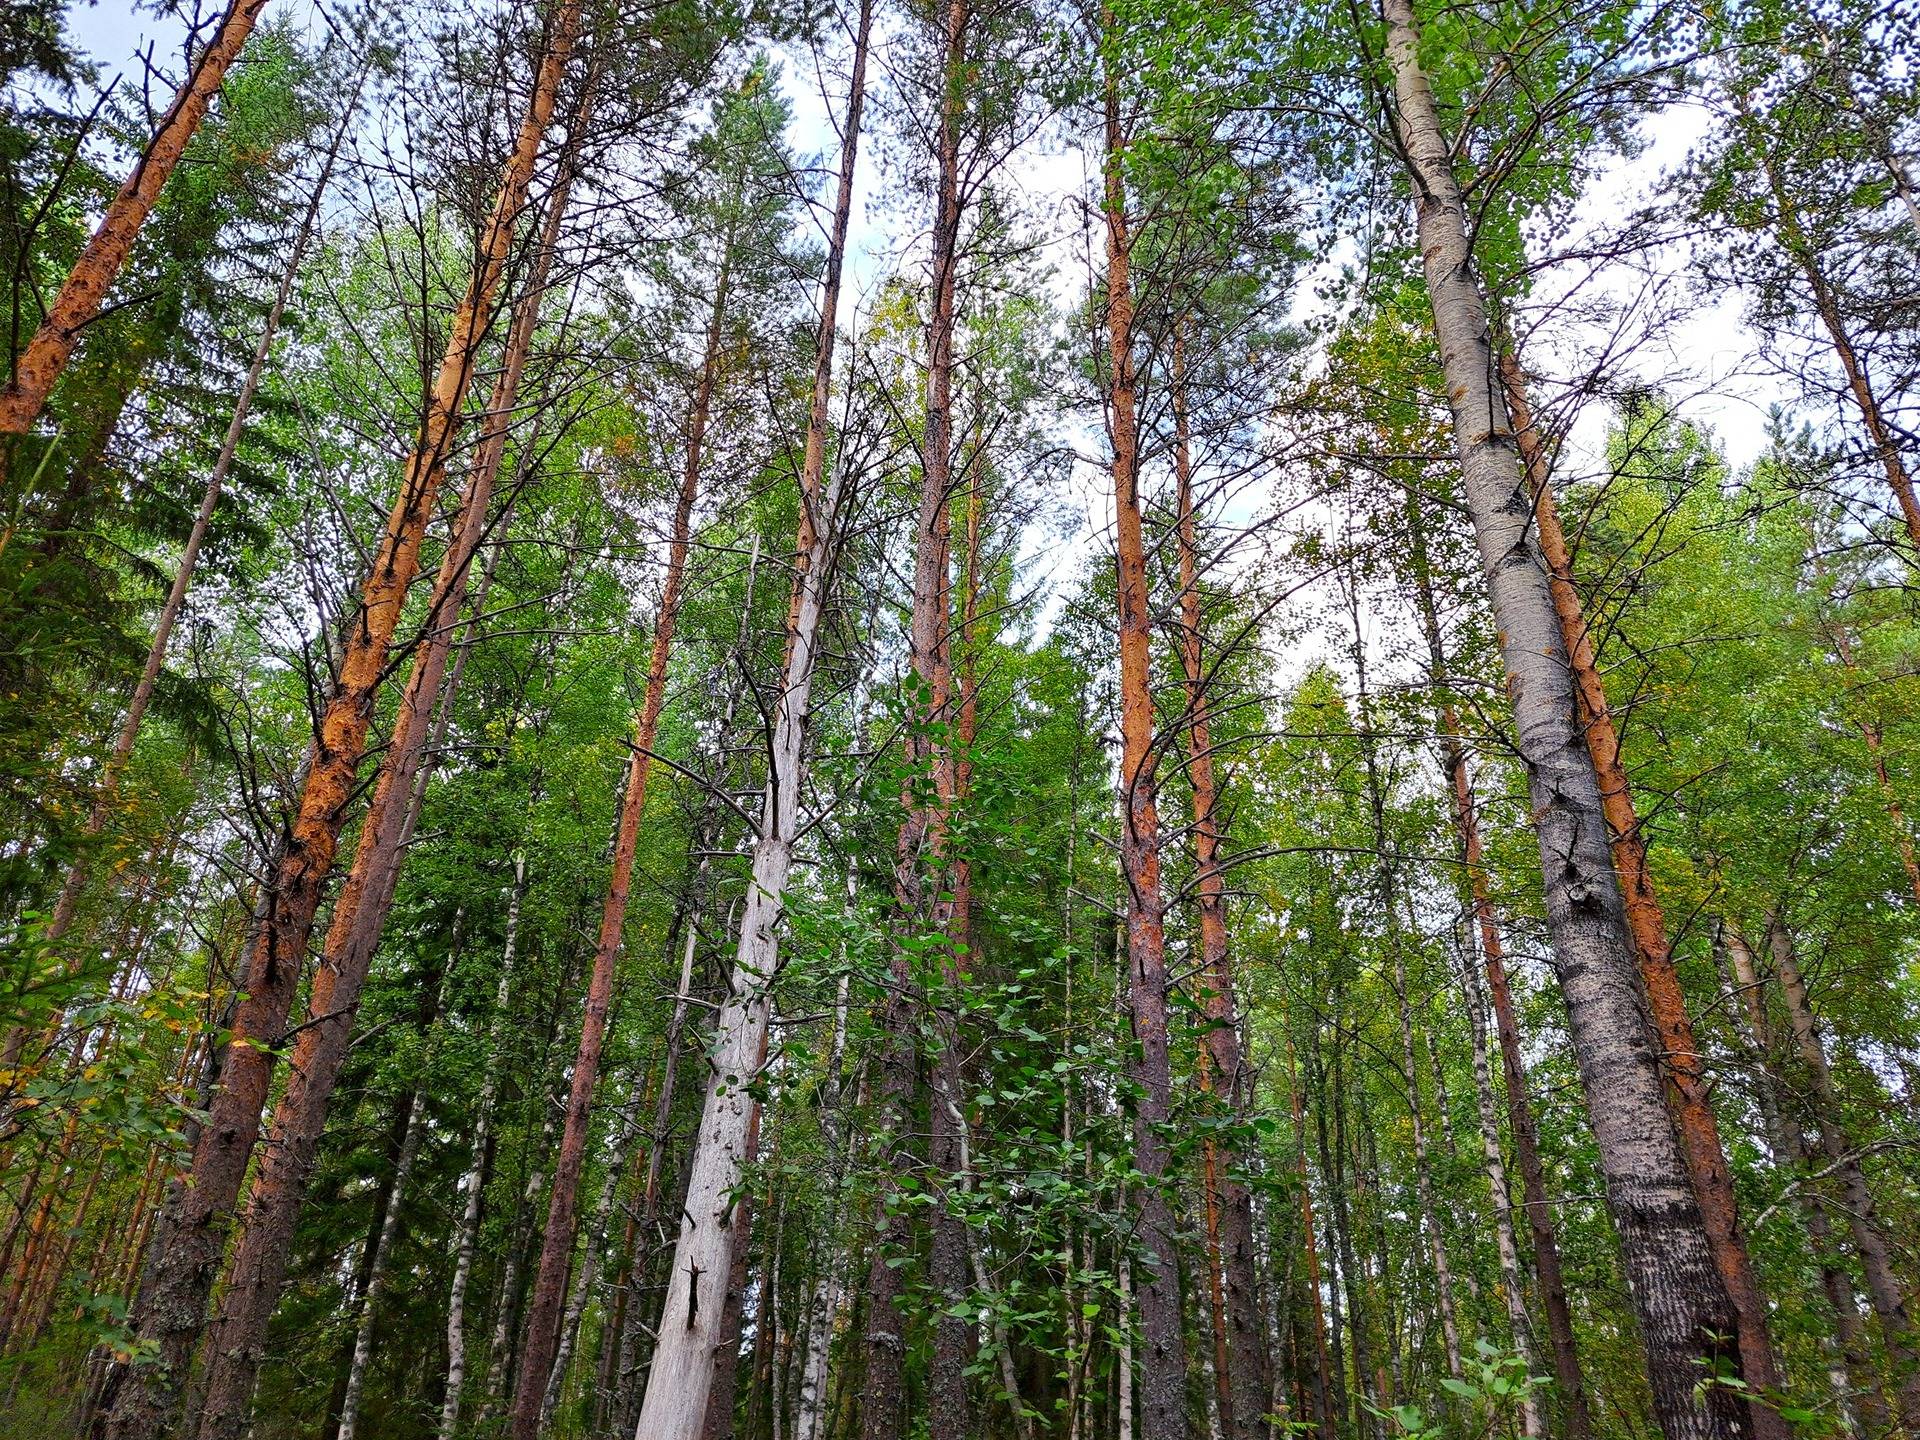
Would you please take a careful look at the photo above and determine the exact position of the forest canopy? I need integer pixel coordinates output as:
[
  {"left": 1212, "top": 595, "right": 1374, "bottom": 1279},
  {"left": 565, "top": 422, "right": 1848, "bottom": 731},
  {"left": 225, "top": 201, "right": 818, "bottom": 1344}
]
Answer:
[{"left": 0, "top": 1, "right": 1917, "bottom": 1439}]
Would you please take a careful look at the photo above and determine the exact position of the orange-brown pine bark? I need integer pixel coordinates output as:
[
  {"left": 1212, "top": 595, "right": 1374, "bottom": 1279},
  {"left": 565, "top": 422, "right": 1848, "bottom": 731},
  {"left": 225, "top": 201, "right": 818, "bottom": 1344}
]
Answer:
[
  {"left": 0, "top": 0, "right": 273, "bottom": 440},
  {"left": 1101, "top": 40, "right": 1188, "bottom": 1439},
  {"left": 1171, "top": 327, "right": 1269, "bottom": 1440},
  {"left": 97, "top": 7, "right": 583, "bottom": 1435},
  {"left": 192, "top": 135, "right": 579, "bottom": 1440}
]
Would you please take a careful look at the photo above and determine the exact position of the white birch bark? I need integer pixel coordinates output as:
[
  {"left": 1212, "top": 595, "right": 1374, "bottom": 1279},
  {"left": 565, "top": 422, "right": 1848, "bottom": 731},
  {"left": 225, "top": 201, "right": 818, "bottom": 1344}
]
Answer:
[
  {"left": 438, "top": 857, "right": 530, "bottom": 1440},
  {"left": 1380, "top": 4, "right": 1746, "bottom": 1434},
  {"left": 1460, "top": 950, "right": 1544, "bottom": 1440}
]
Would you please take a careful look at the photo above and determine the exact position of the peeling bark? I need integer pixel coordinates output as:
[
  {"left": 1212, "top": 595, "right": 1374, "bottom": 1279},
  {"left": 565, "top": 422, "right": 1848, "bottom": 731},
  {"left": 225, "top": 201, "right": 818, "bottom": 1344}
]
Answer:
[{"left": 1380, "top": 5, "right": 1747, "bottom": 1434}]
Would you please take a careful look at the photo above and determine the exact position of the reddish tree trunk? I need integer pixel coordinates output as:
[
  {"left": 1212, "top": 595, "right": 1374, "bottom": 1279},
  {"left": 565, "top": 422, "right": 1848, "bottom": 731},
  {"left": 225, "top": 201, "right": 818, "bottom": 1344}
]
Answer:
[
  {"left": 0, "top": 0, "right": 274, "bottom": 439},
  {"left": 1101, "top": 39, "right": 1188, "bottom": 1440},
  {"left": 192, "top": 131, "right": 577, "bottom": 1440},
  {"left": 1170, "top": 327, "right": 1270, "bottom": 1440},
  {"left": 1747, "top": 125, "right": 1920, "bottom": 557},
  {"left": 98, "top": 11, "right": 582, "bottom": 1436},
  {"left": 44, "top": 81, "right": 359, "bottom": 946},
  {"left": 864, "top": 2, "right": 972, "bottom": 1433},
  {"left": 508, "top": 253, "right": 724, "bottom": 1440}
]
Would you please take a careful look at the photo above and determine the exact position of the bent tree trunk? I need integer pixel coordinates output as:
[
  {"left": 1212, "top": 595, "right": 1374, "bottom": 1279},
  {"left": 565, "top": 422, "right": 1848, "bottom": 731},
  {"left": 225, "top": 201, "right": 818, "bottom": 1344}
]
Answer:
[
  {"left": 0, "top": 0, "right": 274, "bottom": 441},
  {"left": 1380, "top": 5, "right": 1746, "bottom": 1437},
  {"left": 1100, "top": 41, "right": 1189, "bottom": 1440},
  {"left": 99, "top": 9, "right": 583, "bottom": 1437},
  {"left": 629, "top": 6, "right": 869, "bottom": 1430}
]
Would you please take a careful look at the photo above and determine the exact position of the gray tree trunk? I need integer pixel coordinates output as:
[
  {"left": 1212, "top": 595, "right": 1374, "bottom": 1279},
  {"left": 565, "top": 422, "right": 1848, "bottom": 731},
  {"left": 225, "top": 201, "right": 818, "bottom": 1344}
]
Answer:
[{"left": 1380, "top": 4, "right": 1748, "bottom": 1435}]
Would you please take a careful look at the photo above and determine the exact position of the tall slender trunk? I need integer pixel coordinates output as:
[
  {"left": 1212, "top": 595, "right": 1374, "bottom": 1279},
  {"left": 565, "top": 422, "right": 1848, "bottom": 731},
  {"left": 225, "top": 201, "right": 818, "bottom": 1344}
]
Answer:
[
  {"left": 336, "top": 1087, "right": 429, "bottom": 1440},
  {"left": 554, "top": 527, "right": 763, "bottom": 1433},
  {"left": 1346, "top": 557, "right": 1464, "bottom": 1390},
  {"left": 1498, "top": 345, "right": 1785, "bottom": 1433},
  {"left": 99, "top": 13, "right": 581, "bottom": 1436},
  {"left": 1393, "top": 949, "right": 1463, "bottom": 1382},
  {"left": 1381, "top": 6, "right": 1747, "bottom": 1435},
  {"left": 612, "top": 898, "right": 707, "bottom": 1430},
  {"left": 1763, "top": 914, "right": 1920, "bottom": 1428},
  {"left": 1283, "top": 1029, "right": 1334, "bottom": 1439},
  {"left": 440, "top": 855, "right": 531, "bottom": 1440},
  {"left": 1325, "top": 1020, "right": 1380, "bottom": 1440},
  {"left": 0, "top": 0, "right": 274, "bottom": 439},
  {"left": 886, "top": 1, "right": 972, "bottom": 1431},
  {"left": 538, "top": 1069, "right": 655, "bottom": 1431},
  {"left": 1459, "top": 958, "right": 1544, "bottom": 1440},
  {"left": 1745, "top": 114, "right": 1920, "bottom": 557},
  {"left": 1170, "top": 326, "right": 1270, "bottom": 1440},
  {"left": 629, "top": 8, "right": 869, "bottom": 1430},
  {"left": 485, "top": 1063, "right": 565, "bottom": 1425},
  {"left": 795, "top": 977, "right": 854, "bottom": 1440},
  {"left": 1718, "top": 923, "right": 1890, "bottom": 1439},
  {"left": 511, "top": 216, "right": 726, "bottom": 1440},
  {"left": 1099, "top": 32, "right": 1189, "bottom": 1440},
  {"left": 45, "top": 81, "right": 359, "bottom": 945},
  {"left": 193, "top": 138, "right": 577, "bottom": 1440},
  {"left": 1404, "top": 485, "right": 1587, "bottom": 1440},
  {"left": 700, "top": 1071, "right": 771, "bottom": 1440}
]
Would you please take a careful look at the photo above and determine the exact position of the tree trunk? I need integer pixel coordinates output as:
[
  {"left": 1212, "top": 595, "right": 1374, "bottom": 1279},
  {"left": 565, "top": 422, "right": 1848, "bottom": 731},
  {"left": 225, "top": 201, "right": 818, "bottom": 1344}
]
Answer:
[
  {"left": 1099, "top": 33, "right": 1189, "bottom": 1440},
  {"left": 1459, "top": 959, "right": 1544, "bottom": 1440},
  {"left": 538, "top": 1070, "right": 655, "bottom": 1432},
  {"left": 511, "top": 180, "right": 726, "bottom": 1440},
  {"left": 98, "top": 12, "right": 582, "bottom": 1435},
  {"left": 1171, "top": 326, "right": 1271, "bottom": 1440},
  {"left": 795, "top": 978, "right": 854, "bottom": 1440},
  {"left": 0, "top": 0, "right": 273, "bottom": 439},
  {"left": 1498, "top": 345, "right": 1787, "bottom": 1435},
  {"left": 700, "top": 1088, "right": 770, "bottom": 1440},
  {"left": 1404, "top": 483, "right": 1585, "bottom": 1440},
  {"left": 1381, "top": 5, "right": 1748, "bottom": 1434},
  {"left": 1745, "top": 113, "right": 1920, "bottom": 557},
  {"left": 193, "top": 140, "right": 576, "bottom": 1440},
  {"left": 1347, "top": 553, "right": 1464, "bottom": 1392},
  {"left": 628, "top": 6, "right": 868, "bottom": 1429},
  {"left": 1718, "top": 923, "right": 1891, "bottom": 1439},
  {"left": 1283, "top": 1031, "right": 1334, "bottom": 1439},
  {"left": 44, "top": 77, "right": 359, "bottom": 945},
  {"left": 898, "top": 1, "right": 972, "bottom": 1433},
  {"left": 1763, "top": 913, "right": 1920, "bottom": 1428},
  {"left": 439, "top": 855, "right": 531, "bottom": 1440},
  {"left": 612, "top": 899, "right": 707, "bottom": 1430},
  {"left": 336, "top": 1088, "right": 430, "bottom": 1440}
]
